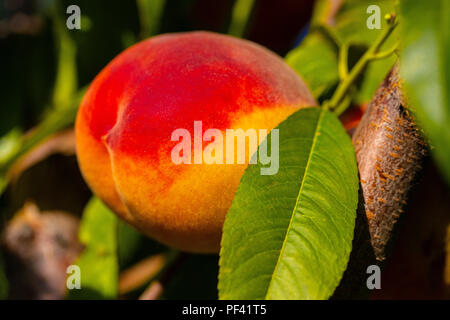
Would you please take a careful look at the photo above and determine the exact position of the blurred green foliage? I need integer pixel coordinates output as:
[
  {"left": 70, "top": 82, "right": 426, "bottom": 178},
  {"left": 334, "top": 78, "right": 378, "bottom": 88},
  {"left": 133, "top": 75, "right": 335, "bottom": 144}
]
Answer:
[
  {"left": 286, "top": 0, "right": 397, "bottom": 104},
  {"left": 67, "top": 197, "right": 119, "bottom": 300},
  {"left": 136, "top": 0, "right": 165, "bottom": 39},
  {"left": 228, "top": 0, "right": 254, "bottom": 37},
  {"left": 400, "top": 0, "right": 450, "bottom": 185}
]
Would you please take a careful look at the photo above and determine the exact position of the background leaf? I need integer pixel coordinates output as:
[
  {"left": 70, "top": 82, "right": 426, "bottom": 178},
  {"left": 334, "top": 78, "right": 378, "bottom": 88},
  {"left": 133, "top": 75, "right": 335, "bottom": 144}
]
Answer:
[
  {"left": 334, "top": 0, "right": 397, "bottom": 105},
  {"left": 51, "top": 2, "right": 78, "bottom": 109},
  {"left": 285, "top": 33, "right": 339, "bottom": 99},
  {"left": 399, "top": 0, "right": 450, "bottom": 185},
  {"left": 218, "top": 107, "right": 359, "bottom": 300},
  {"left": 117, "top": 221, "right": 145, "bottom": 268},
  {"left": 67, "top": 197, "right": 118, "bottom": 300},
  {"left": 0, "top": 89, "right": 84, "bottom": 197},
  {"left": 136, "top": 0, "right": 166, "bottom": 38},
  {"left": 228, "top": 0, "right": 255, "bottom": 37},
  {"left": 0, "top": 129, "right": 21, "bottom": 195},
  {"left": 286, "top": 0, "right": 397, "bottom": 104}
]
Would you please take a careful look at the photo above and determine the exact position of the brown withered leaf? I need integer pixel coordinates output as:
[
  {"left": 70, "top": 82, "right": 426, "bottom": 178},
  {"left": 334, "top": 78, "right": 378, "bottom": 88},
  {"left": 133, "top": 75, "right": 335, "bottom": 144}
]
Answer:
[
  {"left": 352, "top": 65, "right": 427, "bottom": 261},
  {"left": 1, "top": 203, "right": 83, "bottom": 299}
]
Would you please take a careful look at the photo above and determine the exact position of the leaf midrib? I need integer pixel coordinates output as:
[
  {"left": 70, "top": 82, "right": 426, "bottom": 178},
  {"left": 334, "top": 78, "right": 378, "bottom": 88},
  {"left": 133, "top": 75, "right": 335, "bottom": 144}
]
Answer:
[{"left": 264, "top": 108, "right": 326, "bottom": 299}]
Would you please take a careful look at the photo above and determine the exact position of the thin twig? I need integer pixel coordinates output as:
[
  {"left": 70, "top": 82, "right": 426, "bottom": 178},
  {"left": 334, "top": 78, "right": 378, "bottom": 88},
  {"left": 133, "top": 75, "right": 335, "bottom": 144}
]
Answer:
[{"left": 324, "top": 15, "right": 398, "bottom": 113}]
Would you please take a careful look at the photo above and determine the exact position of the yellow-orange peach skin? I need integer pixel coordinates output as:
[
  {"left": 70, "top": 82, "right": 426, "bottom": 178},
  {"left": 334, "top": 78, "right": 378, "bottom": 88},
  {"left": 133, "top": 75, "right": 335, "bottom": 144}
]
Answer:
[{"left": 75, "top": 31, "right": 316, "bottom": 253}]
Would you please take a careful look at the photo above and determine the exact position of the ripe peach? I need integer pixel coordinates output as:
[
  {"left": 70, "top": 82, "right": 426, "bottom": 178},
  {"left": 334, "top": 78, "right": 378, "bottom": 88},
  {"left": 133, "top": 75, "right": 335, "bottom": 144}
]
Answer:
[{"left": 75, "top": 31, "right": 316, "bottom": 253}]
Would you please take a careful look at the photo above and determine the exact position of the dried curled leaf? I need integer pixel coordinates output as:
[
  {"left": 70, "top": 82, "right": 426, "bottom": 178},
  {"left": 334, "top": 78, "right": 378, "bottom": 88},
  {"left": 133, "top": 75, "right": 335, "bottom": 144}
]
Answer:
[
  {"left": 352, "top": 65, "right": 427, "bottom": 261},
  {"left": 1, "top": 203, "right": 82, "bottom": 299}
]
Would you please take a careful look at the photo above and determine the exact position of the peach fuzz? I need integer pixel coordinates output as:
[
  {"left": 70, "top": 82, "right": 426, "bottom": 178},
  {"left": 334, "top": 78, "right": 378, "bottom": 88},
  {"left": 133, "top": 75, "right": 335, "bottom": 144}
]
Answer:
[{"left": 75, "top": 31, "right": 316, "bottom": 253}]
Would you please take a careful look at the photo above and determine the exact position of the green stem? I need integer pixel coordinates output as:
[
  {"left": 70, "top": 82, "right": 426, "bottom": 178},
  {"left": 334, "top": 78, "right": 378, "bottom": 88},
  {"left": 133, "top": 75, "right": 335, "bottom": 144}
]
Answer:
[
  {"left": 338, "top": 42, "right": 349, "bottom": 80},
  {"left": 334, "top": 93, "right": 354, "bottom": 116},
  {"left": 327, "top": 18, "right": 398, "bottom": 112},
  {"left": 370, "top": 44, "right": 398, "bottom": 60}
]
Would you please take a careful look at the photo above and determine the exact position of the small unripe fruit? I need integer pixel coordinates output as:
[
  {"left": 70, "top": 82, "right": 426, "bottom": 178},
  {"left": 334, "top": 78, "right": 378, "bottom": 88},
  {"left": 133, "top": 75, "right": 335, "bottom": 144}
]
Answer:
[{"left": 75, "top": 31, "right": 316, "bottom": 253}]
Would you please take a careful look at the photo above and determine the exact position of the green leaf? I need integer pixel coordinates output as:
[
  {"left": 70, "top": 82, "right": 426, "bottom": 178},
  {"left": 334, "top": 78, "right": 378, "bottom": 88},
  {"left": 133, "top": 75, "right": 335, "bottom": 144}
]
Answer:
[
  {"left": 0, "top": 177, "right": 6, "bottom": 196},
  {"left": 0, "top": 129, "right": 21, "bottom": 194},
  {"left": 334, "top": 0, "right": 395, "bottom": 44},
  {"left": 399, "top": 0, "right": 450, "bottom": 185},
  {"left": 0, "top": 129, "right": 21, "bottom": 166},
  {"left": 334, "top": 0, "right": 397, "bottom": 104},
  {"left": 219, "top": 107, "right": 359, "bottom": 300},
  {"left": 51, "top": 3, "right": 78, "bottom": 109},
  {"left": 137, "top": 0, "right": 166, "bottom": 38},
  {"left": 286, "top": 0, "right": 396, "bottom": 103},
  {"left": 118, "top": 220, "right": 144, "bottom": 268},
  {"left": 67, "top": 197, "right": 119, "bottom": 300},
  {"left": 228, "top": 0, "right": 255, "bottom": 37},
  {"left": 286, "top": 33, "right": 339, "bottom": 99},
  {"left": 0, "top": 88, "right": 85, "bottom": 196}
]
